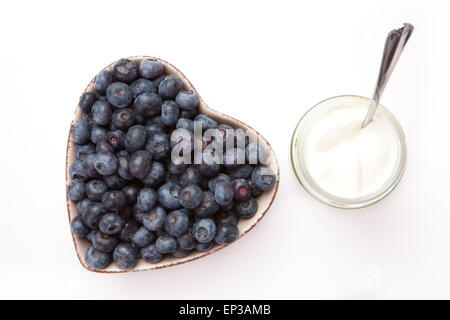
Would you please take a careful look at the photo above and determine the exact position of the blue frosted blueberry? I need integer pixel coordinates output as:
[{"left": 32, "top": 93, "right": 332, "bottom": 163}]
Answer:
[{"left": 175, "top": 90, "right": 199, "bottom": 111}]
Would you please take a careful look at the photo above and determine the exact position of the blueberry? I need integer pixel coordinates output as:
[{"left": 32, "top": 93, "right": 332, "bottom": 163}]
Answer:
[
  {"left": 111, "top": 108, "right": 136, "bottom": 130},
  {"left": 139, "top": 59, "right": 164, "bottom": 79},
  {"left": 134, "top": 113, "right": 145, "bottom": 125},
  {"left": 134, "top": 92, "right": 162, "bottom": 117},
  {"left": 119, "top": 220, "right": 140, "bottom": 242},
  {"left": 177, "top": 230, "right": 196, "bottom": 250},
  {"left": 91, "top": 100, "right": 112, "bottom": 126},
  {"left": 220, "top": 201, "right": 234, "bottom": 213},
  {"left": 194, "top": 191, "right": 219, "bottom": 218},
  {"left": 106, "top": 82, "right": 133, "bottom": 108},
  {"left": 85, "top": 179, "right": 108, "bottom": 201},
  {"left": 90, "top": 126, "right": 107, "bottom": 144},
  {"left": 141, "top": 243, "right": 162, "bottom": 263},
  {"left": 152, "top": 74, "right": 166, "bottom": 88},
  {"left": 214, "top": 180, "right": 234, "bottom": 206},
  {"left": 180, "top": 166, "right": 202, "bottom": 187},
  {"left": 176, "top": 118, "right": 194, "bottom": 132},
  {"left": 129, "top": 78, "right": 156, "bottom": 98},
  {"left": 122, "top": 184, "right": 140, "bottom": 205},
  {"left": 103, "top": 173, "right": 126, "bottom": 189},
  {"left": 172, "top": 248, "right": 191, "bottom": 258},
  {"left": 99, "top": 212, "right": 124, "bottom": 235},
  {"left": 75, "top": 143, "right": 95, "bottom": 160},
  {"left": 106, "top": 130, "right": 125, "bottom": 150},
  {"left": 194, "top": 114, "right": 218, "bottom": 131},
  {"left": 85, "top": 245, "right": 111, "bottom": 269},
  {"left": 133, "top": 205, "right": 147, "bottom": 224},
  {"left": 215, "top": 223, "right": 239, "bottom": 244},
  {"left": 76, "top": 198, "right": 93, "bottom": 217},
  {"left": 158, "top": 75, "right": 182, "bottom": 100},
  {"left": 113, "top": 58, "right": 139, "bottom": 84},
  {"left": 145, "top": 118, "right": 165, "bottom": 135},
  {"left": 79, "top": 92, "right": 97, "bottom": 113},
  {"left": 71, "top": 119, "right": 91, "bottom": 144},
  {"left": 208, "top": 173, "right": 231, "bottom": 193},
  {"left": 92, "top": 231, "right": 118, "bottom": 253},
  {"left": 232, "top": 179, "right": 251, "bottom": 201},
  {"left": 94, "top": 70, "right": 113, "bottom": 95},
  {"left": 102, "top": 190, "right": 127, "bottom": 212},
  {"left": 195, "top": 241, "right": 214, "bottom": 252},
  {"left": 67, "top": 179, "right": 85, "bottom": 201},
  {"left": 86, "top": 230, "right": 95, "bottom": 242},
  {"left": 248, "top": 178, "right": 263, "bottom": 197},
  {"left": 197, "top": 161, "right": 220, "bottom": 179},
  {"left": 141, "top": 161, "right": 166, "bottom": 187},
  {"left": 165, "top": 172, "right": 182, "bottom": 185},
  {"left": 116, "top": 150, "right": 130, "bottom": 157},
  {"left": 234, "top": 197, "right": 258, "bottom": 218},
  {"left": 81, "top": 112, "right": 95, "bottom": 126},
  {"left": 129, "top": 150, "right": 152, "bottom": 179},
  {"left": 200, "top": 176, "right": 209, "bottom": 190},
  {"left": 96, "top": 140, "right": 115, "bottom": 153},
  {"left": 230, "top": 165, "right": 252, "bottom": 179},
  {"left": 70, "top": 216, "right": 89, "bottom": 237},
  {"left": 82, "top": 154, "right": 100, "bottom": 178},
  {"left": 215, "top": 211, "right": 238, "bottom": 225},
  {"left": 179, "top": 184, "right": 203, "bottom": 209},
  {"left": 167, "top": 159, "right": 188, "bottom": 176},
  {"left": 69, "top": 160, "right": 87, "bottom": 180},
  {"left": 161, "top": 100, "right": 180, "bottom": 126},
  {"left": 142, "top": 206, "right": 167, "bottom": 231},
  {"left": 82, "top": 202, "right": 106, "bottom": 229},
  {"left": 223, "top": 147, "right": 245, "bottom": 169},
  {"left": 113, "top": 243, "right": 138, "bottom": 270},
  {"left": 94, "top": 152, "right": 118, "bottom": 176},
  {"left": 155, "top": 235, "right": 177, "bottom": 253},
  {"left": 193, "top": 218, "right": 216, "bottom": 243},
  {"left": 145, "top": 132, "right": 171, "bottom": 160},
  {"left": 136, "top": 188, "right": 157, "bottom": 212},
  {"left": 180, "top": 108, "right": 198, "bottom": 119},
  {"left": 131, "top": 227, "right": 155, "bottom": 247},
  {"left": 164, "top": 210, "right": 190, "bottom": 237},
  {"left": 157, "top": 182, "right": 180, "bottom": 210},
  {"left": 175, "top": 90, "right": 199, "bottom": 111},
  {"left": 246, "top": 142, "right": 267, "bottom": 164},
  {"left": 196, "top": 150, "right": 220, "bottom": 177},
  {"left": 117, "top": 156, "right": 134, "bottom": 180},
  {"left": 151, "top": 115, "right": 165, "bottom": 127},
  {"left": 251, "top": 165, "right": 275, "bottom": 191},
  {"left": 125, "top": 125, "right": 148, "bottom": 152}
]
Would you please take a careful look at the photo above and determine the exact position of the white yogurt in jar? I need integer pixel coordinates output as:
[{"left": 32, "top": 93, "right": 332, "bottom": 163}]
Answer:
[{"left": 299, "top": 97, "right": 402, "bottom": 200}]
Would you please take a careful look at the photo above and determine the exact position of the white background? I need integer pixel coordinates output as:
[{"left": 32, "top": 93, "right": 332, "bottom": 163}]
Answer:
[{"left": 0, "top": 0, "right": 448, "bottom": 299}]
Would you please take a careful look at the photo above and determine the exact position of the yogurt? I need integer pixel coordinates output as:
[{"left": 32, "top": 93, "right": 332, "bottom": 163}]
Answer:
[{"left": 292, "top": 96, "right": 406, "bottom": 206}]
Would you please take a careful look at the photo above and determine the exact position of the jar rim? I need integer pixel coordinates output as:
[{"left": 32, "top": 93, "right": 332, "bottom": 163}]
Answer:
[{"left": 290, "top": 95, "right": 407, "bottom": 209}]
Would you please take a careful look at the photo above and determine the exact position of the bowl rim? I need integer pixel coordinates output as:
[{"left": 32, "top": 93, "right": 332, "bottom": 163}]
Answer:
[
  {"left": 290, "top": 94, "right": 407, "bottom": 209},
  {"left": 66, "top": 56, "right": 281, "bottom": 273}
]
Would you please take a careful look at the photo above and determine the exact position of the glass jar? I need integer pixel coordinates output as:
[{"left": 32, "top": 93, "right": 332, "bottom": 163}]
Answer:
[{"left": 290, "top": 95, "right": 407, "bottom": 209}]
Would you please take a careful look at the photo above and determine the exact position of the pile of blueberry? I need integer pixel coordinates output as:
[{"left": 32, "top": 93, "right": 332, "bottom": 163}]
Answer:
[{"left": 68, "top": 58, "right": 276, "bottom": 270}]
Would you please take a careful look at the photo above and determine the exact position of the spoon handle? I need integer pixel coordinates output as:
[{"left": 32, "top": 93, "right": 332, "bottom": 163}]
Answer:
[{"left": 362, "top": 23, "right": 414, "bottom": 128}]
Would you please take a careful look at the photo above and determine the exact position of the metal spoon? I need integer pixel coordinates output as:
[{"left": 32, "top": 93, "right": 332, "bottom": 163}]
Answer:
[{"left": 362, "top": 23, "right": 414, "bottom": 128}]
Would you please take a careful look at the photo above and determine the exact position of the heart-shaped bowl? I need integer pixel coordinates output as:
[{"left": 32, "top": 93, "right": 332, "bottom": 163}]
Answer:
[{"left": 66, "top": 56, "right": 280, "bottom": 273}]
